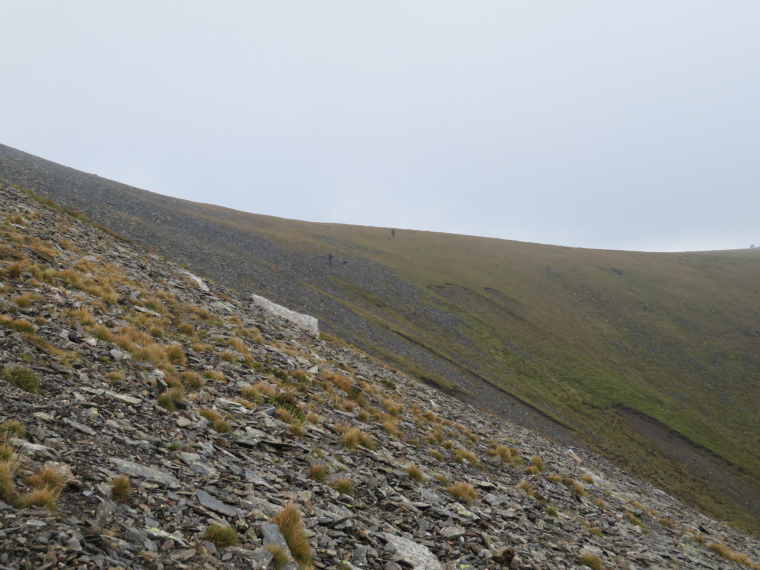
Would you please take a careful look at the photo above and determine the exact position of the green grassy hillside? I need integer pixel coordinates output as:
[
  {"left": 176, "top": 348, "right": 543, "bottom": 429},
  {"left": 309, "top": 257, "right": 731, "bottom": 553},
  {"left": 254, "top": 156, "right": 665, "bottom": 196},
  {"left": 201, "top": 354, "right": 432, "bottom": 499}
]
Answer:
[{"left": 201, "top": 210, "right": 760, "bottom": 529}]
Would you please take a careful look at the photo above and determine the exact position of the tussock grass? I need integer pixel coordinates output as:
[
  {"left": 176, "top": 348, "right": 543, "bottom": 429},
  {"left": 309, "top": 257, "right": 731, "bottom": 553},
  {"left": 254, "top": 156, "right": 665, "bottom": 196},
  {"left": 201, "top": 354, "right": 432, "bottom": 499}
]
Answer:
[
  {"left": 330, "top": 477, "right": 354, "bottom": 496},
  {"left": 204, "top": 524, "right": 238, "bottom": 548},
  {"left": 447, "top": 482, "right": 477, "bottom": 504},
  {"left": 578, "top": 551, "right": 603, "bottom": 570},
  {"left": 18, "top": 486, "right": 60, "bottom": 509},
  {"left": 3, "top": 366, "right": 40, "bottom": 394},
  {"left": 0, "top": 420, "right": 26, "bottom": 439},
  {"left": 307, "top": 464, "right": 327, "bottom": 483},
  {"left": 111, "top": 474, "right": 132, "bottom": 503},
  {"left": 267, "top": 544, "right": 290, "bottom": 569},
  {"left": 273, "top": 503, "right": 313, "bottom": 567},
  {"left": 179, "top": 371, "right": 203, "bottom": 389},
  {"left": 406, "top": 464, "right": 424, "bottom": 483},
  {"left": 339, "top": 427, "right": 375, "bottom": 451},
  {"left": 157, "top": 387, "right": 184, "bottom": 411},
  {"left": 708, "top": 542, "right": 756, "bottom": 567},
  {"left": 198, "top": 409, "right": 232, "bottom": 433},
  {"left": 517, "top": 480, "right": 535, "bottom": 497},
  {"left": 531, "top": 455, "right": 544, "bottom": 472},
  {"left": 0, "top": 315, "right": 36, "bottom": 334},
  {"left": 0, "top": 444, "right": 20, "bottom": 503},
  {"left": 26, "top": 467, "right": 68, "bottom": 491},
  {"left": 453, "top": 448, "right": 482, "bottom": 469}
]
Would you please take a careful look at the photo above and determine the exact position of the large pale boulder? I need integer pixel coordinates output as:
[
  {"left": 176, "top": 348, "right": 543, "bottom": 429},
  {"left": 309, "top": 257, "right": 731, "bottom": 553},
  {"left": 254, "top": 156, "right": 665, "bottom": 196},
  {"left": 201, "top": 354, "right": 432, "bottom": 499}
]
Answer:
[{"left": 250, "top": 293, "right": 319, "bottom": 336}]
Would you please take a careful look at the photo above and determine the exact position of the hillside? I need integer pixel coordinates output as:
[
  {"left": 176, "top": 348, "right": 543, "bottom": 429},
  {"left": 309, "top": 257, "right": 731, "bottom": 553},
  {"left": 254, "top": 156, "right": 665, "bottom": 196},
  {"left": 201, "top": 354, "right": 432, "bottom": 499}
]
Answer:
[
  {"left": 4, "top": 181, "right": 760, "bottom": 569},
  {"left": 1, "top": 143, "right": 759, "bottom": 535}
]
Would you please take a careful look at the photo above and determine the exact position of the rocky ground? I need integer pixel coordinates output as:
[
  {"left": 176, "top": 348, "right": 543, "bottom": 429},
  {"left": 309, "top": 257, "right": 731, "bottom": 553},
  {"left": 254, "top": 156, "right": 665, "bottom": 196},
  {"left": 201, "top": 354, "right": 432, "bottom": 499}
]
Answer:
[{"left": 1, "top": 181, "right": 760, "bottom": 570}]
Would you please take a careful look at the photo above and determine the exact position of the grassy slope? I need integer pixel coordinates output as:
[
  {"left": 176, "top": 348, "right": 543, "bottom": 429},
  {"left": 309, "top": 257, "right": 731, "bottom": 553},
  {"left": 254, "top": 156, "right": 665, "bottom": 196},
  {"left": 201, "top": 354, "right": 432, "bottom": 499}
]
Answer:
[
  {"left": 2, "top": 135, "right": 758, "bottom": 530},
  {"left": 191, "top": 206, "right": 760, "bottom": 527}
]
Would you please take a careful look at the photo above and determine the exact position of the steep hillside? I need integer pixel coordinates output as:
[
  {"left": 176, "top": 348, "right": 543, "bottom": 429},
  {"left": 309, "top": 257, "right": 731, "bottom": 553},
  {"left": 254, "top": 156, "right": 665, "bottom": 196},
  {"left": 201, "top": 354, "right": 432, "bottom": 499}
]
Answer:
[
  {"left": 4, "top": 181, "right": 760, "bottom": 569},
  {"left": 1, "top": 143, "right": 759, "bottom": 534}
]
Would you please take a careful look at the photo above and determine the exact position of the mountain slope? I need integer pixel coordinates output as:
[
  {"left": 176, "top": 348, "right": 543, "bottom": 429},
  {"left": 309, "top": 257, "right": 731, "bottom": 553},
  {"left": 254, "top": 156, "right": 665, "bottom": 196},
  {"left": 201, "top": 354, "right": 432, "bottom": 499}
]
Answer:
[{"left": 1, "top": 142, "right": 759, "bottom": 533}]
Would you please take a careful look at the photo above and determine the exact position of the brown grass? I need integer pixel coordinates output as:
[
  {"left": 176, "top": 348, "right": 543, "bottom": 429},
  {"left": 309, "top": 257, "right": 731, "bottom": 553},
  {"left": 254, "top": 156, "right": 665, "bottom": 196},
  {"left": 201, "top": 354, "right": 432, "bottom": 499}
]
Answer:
[
  {"left": 307, "top": 463, "right": 327, "bottom": 483},
  {"left": 708, "top": 543, "right": 754, "bottom": 566},
  {"left": 204, "top": 524, "right": 238, "bottom": 548},
  {"left": 272, "top": 503, "right": 313, "bottom": 567},
  {"left": 111, "top": 474, "right": 132, "bottom": 503},
  {"left": 578, "top": 551, "right": 603, "bottom": 570},
  {"left": 330, "top": 477, "right": 354, "bottom": 496},
  {"left": 447, "top": 482, "right": 477, "bottom": 504},
  {"left": 339, "top": 427, "right": 376, "bottom": 451},
  {"left": 406, "top": 464, "right": 424, "bottom": 483},
  {"left": 517, "top": 480, "right": 535, "bottom": 497},
  {"left": 453, "top": 448, "right": 482, "bottom": 469}
]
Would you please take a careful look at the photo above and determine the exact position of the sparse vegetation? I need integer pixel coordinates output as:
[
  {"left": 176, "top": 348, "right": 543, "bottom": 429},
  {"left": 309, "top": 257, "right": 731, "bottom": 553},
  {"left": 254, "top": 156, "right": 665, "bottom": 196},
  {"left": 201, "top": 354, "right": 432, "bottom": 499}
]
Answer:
[
  {"left": 307, "top": 463, "right": 327, "bottom": 483},
  {"left": 406, "top": 464, "right": 424, "bottom": 483},
  {"left": 111, "top": 475, "right": 132, "bottom": 503},
  {"left": 330, "top": 477, "right": 354, "bottom": 496},
  {"left": 447, "top": 482, "right": 477, "bottom": 504},
  {"left": 578, "top": 551, "right": 603, "bottom": 570},
  {"left": 339, "top": 427, "right": 375, "bottom": 451},
  {"left": 517, "top": 480, "right": 535, "bottom": 497},
  {"left": 204, "top": 524, "right": 238, "bottom": 548},
  {"left": 272, "top": 503, "right": 313, "bottom": 568},
  {"left": 2, "top": 366, "right": 40, "bottom": 394},
  {"left": 0, "top": 420, "right": 26, "bottom": 439}
]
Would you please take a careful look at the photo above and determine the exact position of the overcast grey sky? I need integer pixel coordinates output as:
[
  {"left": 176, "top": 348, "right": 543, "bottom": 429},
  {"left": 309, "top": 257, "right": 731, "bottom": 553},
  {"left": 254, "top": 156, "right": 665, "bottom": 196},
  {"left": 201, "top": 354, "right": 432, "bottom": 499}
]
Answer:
[{"left": 4, "top": 2, "right": 760, "bottom": 252}]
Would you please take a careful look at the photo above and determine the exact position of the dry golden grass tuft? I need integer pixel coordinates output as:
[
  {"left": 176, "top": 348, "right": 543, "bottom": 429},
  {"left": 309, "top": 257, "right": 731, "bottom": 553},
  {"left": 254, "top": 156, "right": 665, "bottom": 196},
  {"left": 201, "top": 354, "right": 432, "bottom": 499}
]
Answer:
[
  {"left": 447, "top": 482, "right": 477, "bottom": 504},
  {"left": 179, "top": 371, "right": 203, "bottom": 389},
  {"left": 111, "top": 474, "right": 132, "bottom": 503},
  {"left": 581, "top": 474, "right": 595, "bottom": 485},
  {"left": 307, "top": 463, "right": 327, "bottom": 483},
  {"left": 592, "top": 498, "right": 606, "bottom": 509},
  {"left": 3, "top": 365, "right": 40, "bottom": 394},
  {"left": 708, "top": 543, "right": 756, "bottom": 567},
  {"left": 272, "top": 503, "right": 313, "bottom": 567},
  {"left": 406, "top": 464, "right": 424, "bottom": 483},
  {"left": 198, "top": 409, "right": 232, "bottom": 433},
  {"left": 26, "top": 467, "right": 68, "bottom": 491},
  {"left": 18, "top": 486, "right": 60, "bottom": 509},
  {"left": 381, "top": 417, "right": 403, "bottom": 439},
  {"left": 204, "top": 524, "right": 239, "bottom": 548},
  {"left": 0, "top": 420, "right": 26, "bottom": 439},
  {"left": 429, "top": 450, "right": 445, "bottom": 462},
  {"left": 578, "top": 551, "right": 604, "bottom": 570},
  {"left": 62, "top": 306, "right": 95, "bottom": 326},
  {"left": 524, "top": 465, "right": 539, "bottom": 476},
  {"left": 267, "top": 544, "right": 290, "bottom": 569},
  {"left": 0, "top": 444, "right": 20, "bottom": 503},
  {"left": 287, "top": 421, "right": 306, "bottom": 437},
  {"left": 330, "top": 477, "right": 354, "bottom": 496},
  {"left": 531, "top": 455, "right": 544, "bottom": 472},
  {"left": 202, "top": 369, "right": 224, "bottom": 382},
  {"left": 339, "top": 427, "right": 376, "bottom": 451},
  {"left": 453, "top": 448, "right": 482, "bottom": 469},
  {"left": 573, "top": 482, "right": 588, "bottom": 498},
  {"left": 516, "top": 480, "right": 535, "bottom": 497},
  {"left": 157, "top": 387, "right": 184, "bottom": 411},
  {"left": 178, "top": 322, "right": 195, "bottom": 335}
]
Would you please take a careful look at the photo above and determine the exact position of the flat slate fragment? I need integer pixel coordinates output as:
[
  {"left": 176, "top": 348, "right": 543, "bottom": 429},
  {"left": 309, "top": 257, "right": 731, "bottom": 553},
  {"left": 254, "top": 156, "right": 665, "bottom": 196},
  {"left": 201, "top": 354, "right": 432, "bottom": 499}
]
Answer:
[
  {"left": 112, "top": 458, "right": 180, "bottom": 489},
  {"left": 196, "top": 489, "right": 244, "bottom": 518}
]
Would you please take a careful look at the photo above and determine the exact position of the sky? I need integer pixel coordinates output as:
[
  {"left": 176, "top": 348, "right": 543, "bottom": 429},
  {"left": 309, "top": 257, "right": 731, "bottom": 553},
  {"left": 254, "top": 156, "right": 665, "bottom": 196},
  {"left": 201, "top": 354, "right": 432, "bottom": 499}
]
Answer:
[{"left": 3, "top": 2, "right": 760, "bottom": 253}]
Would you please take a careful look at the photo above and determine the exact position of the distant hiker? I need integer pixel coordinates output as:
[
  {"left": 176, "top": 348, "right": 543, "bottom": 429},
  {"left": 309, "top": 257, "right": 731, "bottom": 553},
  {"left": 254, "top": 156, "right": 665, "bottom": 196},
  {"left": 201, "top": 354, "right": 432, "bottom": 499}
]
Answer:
[
  {"left": 391, "top": 228, "right": 395, "bottom": 239},
  {"left": 328, "top": 253, "right": 333, "bottom": 265}
]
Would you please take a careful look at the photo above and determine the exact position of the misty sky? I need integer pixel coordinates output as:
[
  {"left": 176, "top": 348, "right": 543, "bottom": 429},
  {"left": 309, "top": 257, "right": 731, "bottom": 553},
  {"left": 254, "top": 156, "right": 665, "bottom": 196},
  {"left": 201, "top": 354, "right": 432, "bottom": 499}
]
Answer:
[{"left": 4, "top": 2, "right": 760, "bottom": 252}]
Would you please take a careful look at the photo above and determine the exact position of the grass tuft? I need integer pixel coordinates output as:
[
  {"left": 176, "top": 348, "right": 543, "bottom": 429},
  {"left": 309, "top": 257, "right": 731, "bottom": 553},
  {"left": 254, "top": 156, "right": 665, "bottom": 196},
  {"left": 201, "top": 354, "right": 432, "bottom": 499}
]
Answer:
[
  {"left": 578, "top": 551, "right": 603, "bottom": 570},
  {"left": 111, "top": 474, "right": 132, "bottom": 503},
  {"left": 2, "top": 366, "right": 40, "bottom": 394},
  {"left": 204, "top": 524, "right": 239, "bottom": 548},
  {"left": 447, "top": 482, "right": 477, "bottom": 504},
  {"left": 272, "top": 503, "right": 313, "bottom": 567}
]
